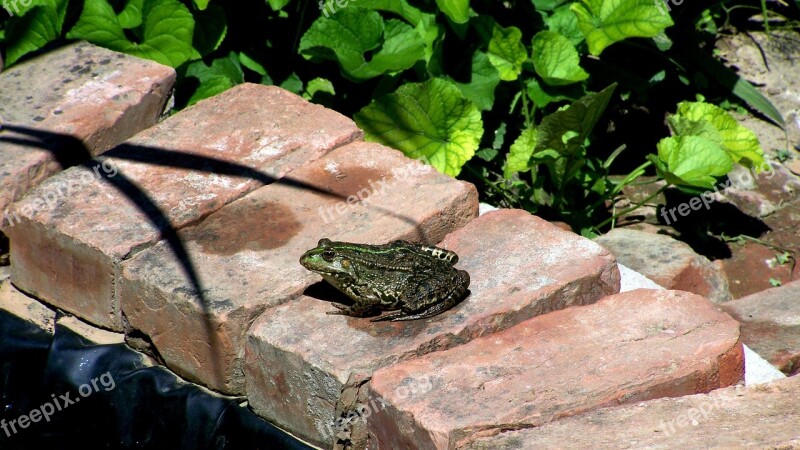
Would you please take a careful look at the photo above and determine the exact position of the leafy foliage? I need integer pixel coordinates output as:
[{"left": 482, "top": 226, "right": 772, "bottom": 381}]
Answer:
[{"left": 0, "top": 0, "right": 785, "bottom": 234}]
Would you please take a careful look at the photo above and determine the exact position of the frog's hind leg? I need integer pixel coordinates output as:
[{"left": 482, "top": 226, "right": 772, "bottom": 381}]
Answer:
[
  {"left": 372, "top": 271, "right": 470, "bottom": 322},
  {"left": 327, "top": 302, "right": 379, "bottom": 318}
]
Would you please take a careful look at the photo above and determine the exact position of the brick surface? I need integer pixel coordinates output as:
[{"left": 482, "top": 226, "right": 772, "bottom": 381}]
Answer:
[
  {"left": 721, "top": 280, "right": 800, "bottom": 375},
  {"left": 464, "top": 376, "right": 800, "bottom": 449},
  {"left": 366, "top": 289, "right": 743, "bottom": 450},
  {"left": 7, "top": 83, "right": 361, "bottom": 330},
  {"left": 0, "top": 41, "right": 175, "bottom": 219},
  {"left": 595, "top": 228, "right": 731, "bottom": 302},
  {"left": 120, "top": 141, "right": 478, "bottom": 395},
  {"left": 244, "top": 209, "right": 620, "bottom": 447}
]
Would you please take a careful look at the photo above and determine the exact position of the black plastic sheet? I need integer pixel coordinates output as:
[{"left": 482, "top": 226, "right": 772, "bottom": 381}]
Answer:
[{"left": 0, "top": 310, "right": 312, "bottom": 450}]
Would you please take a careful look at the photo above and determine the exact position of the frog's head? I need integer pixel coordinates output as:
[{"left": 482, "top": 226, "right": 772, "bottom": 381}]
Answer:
[{"left": 299, "top": 238, "right": 358, "bottom": 282}]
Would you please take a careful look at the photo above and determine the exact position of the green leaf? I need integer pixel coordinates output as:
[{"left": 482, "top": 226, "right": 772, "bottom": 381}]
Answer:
[
  {"left": 435, "top": 0, "right": 469, "bottom": 24},
  {"left": 505, "top": 128, "right": 538, "bottom": 177},
  {"left": 571, "top": 0, "right": 674, "bottom": 56},
  {"left": 526, "top": 78, "right": 584, "bottom": 108},
  {"left": 67, "top": 0, "right": 195, "bottom": 68},
  {"left": 487, "top": 24, "right": 527, "bottom": 81},
  {"left": 544, "top": 4, "right": 584, "bottom": 46},
  {"left": 280, "top": 73, "right": 303, "bottom": 94},
  {"left": 531, "top": 30, "right": 588, "bottom": 86},
  {"left": 671, "top": 102, "right": 765, "bottom": 170},
  {"left": 267, "top": 0, "right": 292, "bottom": 10},
  {"left": 4, "top": 0, "right": 68, "bottom": 66},
  {"left": 303, "top": 77, "right": 336, "bottom": 100},
  {"left": 118, "top": 0, "right": 144, "bottom": 29},
  {"left": 184, "top": 52, "right": 243, "bottom": 106},
  {"left": 354, "top": 79, "right": 484, "bottom": 176},
  {"left": 194, "top": 0, "right": 211, "bottom": 9},
  {"left": 451, "top": 52, "right": 501, "bottom": 111},
  {"left": 650, "top": 135, "right": 733, "bottom": 189},
  {"left": 535, "top": 83, "right": 617, "bottom": 154},
  {"left": 530, "top": 0, "right": 571, "bottom": 12},
  {"left": 238, "top": 51, "right": 267, "bottom": 75},
  {"left": 192, "top": 4, "right": 227, "bottom": 57},
  {"left": 298, "top": 8, "right": 425, "bottom": 80},
  {"left": 357, "top": 0, "right": 424, "bottom": 24}
]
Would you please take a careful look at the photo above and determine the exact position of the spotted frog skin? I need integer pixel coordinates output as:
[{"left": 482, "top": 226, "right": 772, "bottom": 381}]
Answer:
[{"left": 299, "top": 238, "right": 470, "bottom": 321}]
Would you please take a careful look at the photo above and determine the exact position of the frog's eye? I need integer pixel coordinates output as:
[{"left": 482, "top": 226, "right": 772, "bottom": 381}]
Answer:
[{"left": 322, "top": 248, "right": 336, "bottom": 262}]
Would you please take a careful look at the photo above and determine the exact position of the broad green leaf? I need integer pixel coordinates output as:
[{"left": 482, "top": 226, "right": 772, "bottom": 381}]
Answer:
[
  {"left": 267, "top": 0, "right": 291, "bottom": 10},
  {"left": 192, "top": 4, "right": 227, "bottom": 57},
  {"left": 530, "top": 0, "right": 571, "bottom": 12},
  {"left": 531, "top": 30, "right": 588, "bottom": 86},
  {"left": 185, "top": 52, "right": 243, "bottom": 106},
  {"left": 303, "top": 77, "right": 335, "bottom": 100},
  {"left": 239, "top": 52, "right": 267, "bottom": 75},
  {"left": 544, "top": 4, "right": 584, "bottom": 46},
  {"left": 67, "top": 0, "right": 195, "bottom": 68},
  {"left": 280, "top": 73, "right": 303, "bottom": 94},
  {"left": 535, "top": 83, "right": 616, "bottom": 154},
  {"left": 571, "top": 0, "right": 674, "bottom": 56},
  {"left": 672, "top": 102, "right": 765, "bottom": 169},
  {"left": 526, "top": 78, "right": 584, "bottom": 108},
  {"left": 650, "top": 135, "right": 732, "bottom": 189},
  {"left": 435, "top": 0, "right": 469, "bottom": 24},
  {"left": 487, "top": 25, "right": 527, "bottom": 81},
  {"left": 4, "top": 0, "right": 68, "bottom": 66},
  {"left": 357, "top": 0, "right": 424, "bottom": 24},
  {"left": 299, "top": 8, "right": 425, "bottom": 80},
  {"left": 354, "top": 79, "right": 483, "bottom": 176},
  {"left": 505, "top": 128, "right": 538, "bottom": 177},
  {"left": 452, "top": 52, "right": 501, "bottom": 111},
  {"left": 118, "top": 0, "right": 143, "bottom": 28}
]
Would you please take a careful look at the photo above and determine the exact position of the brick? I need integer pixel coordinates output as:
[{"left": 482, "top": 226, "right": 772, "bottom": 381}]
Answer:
[
  {"left": 367, "top": 289, "right": 743, "bottom": 449},
  {"left": 8, "top": 83, "right": 361, "bottom": 331},
  {"left": 0, "top": 41, "right": 175, "bottom": 218},
  {"left": 0, "top": 271, "right": 56, "bottom": 334},
  {"left": 244, "top": 209, "right": 620, "bottom": 447},
  {"left": 595, "top": 228, "right": 731, "bottom": 302},
  {"left": 120, "top": 141, "right": 478, "bottom": 395},
  {"left": 464, "top": 376, "right": 800, "bottom": 449},
  {"left": 721, "top": 279, "right": 800, "bottom": 375}
]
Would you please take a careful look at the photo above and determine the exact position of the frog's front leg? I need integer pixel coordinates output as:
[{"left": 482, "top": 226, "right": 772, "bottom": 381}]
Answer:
[{"left": 327, "top": 302, "right": 378, "bottom": 318}]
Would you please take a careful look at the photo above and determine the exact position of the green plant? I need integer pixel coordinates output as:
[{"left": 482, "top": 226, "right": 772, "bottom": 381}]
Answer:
[{"left": 0, "top": 0, "right": 788, "bottom": 235}]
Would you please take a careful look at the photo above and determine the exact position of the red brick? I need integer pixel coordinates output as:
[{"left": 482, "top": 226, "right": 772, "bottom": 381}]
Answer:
[
  {"left": 721, "top": 279, "right": 800, "bottom": 375},
  {"left": 8, "top": 83, "right": 361, "bottom": 330},
  {"left": 367, "top": 289, "right": 743, "bottom": 449},
  {"left": 120, "top": 141, "right": 478, "bottom": 395},
  {"left": 0, "top": 41, "right": 175, "bottom": 218},
  {"left": 244, "top": 209, "right": 620, "bottom": 447},
  {"left": 464, "top": 376, "right": 800, "bottom": 449},
  {"left": 595, "top": 228, "right": 731, "bottom": 302}
]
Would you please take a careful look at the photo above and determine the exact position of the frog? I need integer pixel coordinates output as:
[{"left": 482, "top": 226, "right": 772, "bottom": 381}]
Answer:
[{"left": 299, "top": 238, "right": 470, "bottom": 321}]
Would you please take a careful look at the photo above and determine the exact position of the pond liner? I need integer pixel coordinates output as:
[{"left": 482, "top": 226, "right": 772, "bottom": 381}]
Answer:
[{"left": 0, "top": 310, "right": 312, "bottom": 450}]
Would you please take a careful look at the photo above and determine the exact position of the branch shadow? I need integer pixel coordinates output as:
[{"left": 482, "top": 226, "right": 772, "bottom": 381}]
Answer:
[{"left": 0, "top": 123, "right": 431, "bottom": 392}]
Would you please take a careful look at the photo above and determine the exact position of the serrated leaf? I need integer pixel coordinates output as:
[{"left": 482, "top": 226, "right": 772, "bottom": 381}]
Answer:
[
  {"left": 505, "top": 128, "right": 538, "bottom": 177},
  {"left": 487, "top": 24, "right": 527, "bottom": 81},
  {"left": 118, "top": 0, "right": 143, "bottom": 28},
  {"left": 452, "top": 51, "right": 501, "bottom": 111},
  {"left": 536, "top": 83, "right": 616, "bottom": 154},
  {"left": 66, "top": 0, "right": 195, "bottom": 68},
  {"left": 435, "top": 0, "right": 469, "bottom": 24},
  {"left": 571, "top": 0, "right": 674, "bottom": 56},
  {"left": 531, "top": 30, "right": 588, "bottom": 86},
  {"left": 4, "top": 0, "right": 68, "bottom": 66},
  {"left": 357, "top": 0, "right": 424, "bottom": 24},
  {"left": 651, "top": 135, "right": 732, "bottom": 189},
  {"left": 544, "top": 4, "right": 584, "bottom": 46},
  {"left": 672, "top": 102, "right": 765, "bottom": 169},
  {"left": 299, "top": 8, "right": 425, "bottom": 80},
  {"left": 354, "top": 79, "right": 483, "bottom": 176},
  {"left": 185, "top": 52, "right": 243, "bottom": 106}
]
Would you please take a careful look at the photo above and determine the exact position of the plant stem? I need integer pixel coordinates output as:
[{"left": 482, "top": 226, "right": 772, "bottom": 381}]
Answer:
[{"left": 596, "top": 184, "right": 668, "bottom": 230}]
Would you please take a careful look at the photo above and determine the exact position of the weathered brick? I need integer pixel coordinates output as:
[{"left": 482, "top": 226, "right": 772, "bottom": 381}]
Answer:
[
  {"left": 367, "top": 289, "right": 743, "bottom": 449},
  {"left": 595, "top": 228, "right": 731, "bottom": 302},
  {"left": 244, "top": 209, "right": 620, "bottom": 447},
  {"left": 721, "top": 279, "right": 800, "bottom": 375},
  {"left": 8, "top": 83, "right": 361, "bottom": 330},
  {"left": 120, "top": 141, "right": 478, "bottom": 395},
  {"left": 0, "top": 41, "right": 175, "bottom": 219},
  {"left": 464, "top": 376, "right": 800, "bottom": 449}
]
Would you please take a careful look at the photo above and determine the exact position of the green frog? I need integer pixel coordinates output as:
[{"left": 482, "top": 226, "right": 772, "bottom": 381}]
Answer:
[{"left": 299, "top": 238, "right": 470, "bottom": 321}]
